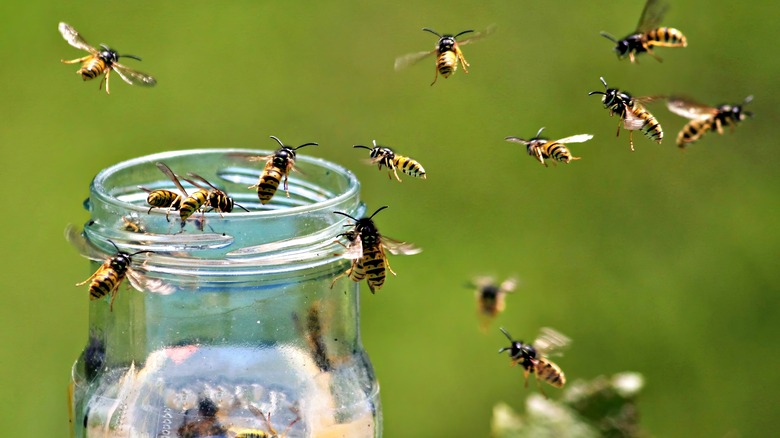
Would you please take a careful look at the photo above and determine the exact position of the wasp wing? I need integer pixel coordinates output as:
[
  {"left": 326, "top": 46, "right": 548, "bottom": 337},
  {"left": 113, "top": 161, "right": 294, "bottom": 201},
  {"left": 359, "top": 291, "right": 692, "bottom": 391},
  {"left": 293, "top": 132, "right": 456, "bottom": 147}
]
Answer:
[
  {"left": 156, "top": 162, "right": 190, "bottom": 197},
  {"left": 553, "top": 134, "right": 594, "bottom": 144},
  {"left": 636, "top": 0, "right": 669, "bottom": 33},
  {"left": 666, "top": 97, "right": 717, "bottom": 120},
  {"left": 112, "top": 64, "right": 157, "bottom": 87},
  {"left": 127, "top": 269, "right": 175, "bottom": 295},
  {"left": 338, "top": 232, "right": 364, "bottom": 261},
  {"left": 504, "top": 136, "right": 532, "bottom": 145},
  {"left": 381, "top": 236, "right": 422, "bottom": 256},
  {"left": 65, "top": 224, "right": 108, "bottom": 262},
  {"left": 58, "top": 22, "right": 97, "bottom": 53},
  {"left": 457, "top": 24, "right": 497, "bottom": 47},
  {"left": 499, "top": 276, "right": 518, "bottom": 294},
  {"left": 534, "top": 327, "right": 571, "bottom": 357},
  {"left": 394, "top": 49, "right": 436, "bottom": 71}
]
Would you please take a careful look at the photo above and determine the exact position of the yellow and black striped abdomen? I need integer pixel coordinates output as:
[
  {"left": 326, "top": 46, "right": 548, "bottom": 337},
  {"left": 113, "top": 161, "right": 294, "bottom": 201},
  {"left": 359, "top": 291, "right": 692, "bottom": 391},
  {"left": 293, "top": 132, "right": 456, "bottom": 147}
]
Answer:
[
  {"left": 146, "top": 189, "right": 180, "bottom": 209},
  {"left": 78, "top": 57, "right": 109, "bottom": 80},
  {"left": 677, "top": 117, "right": 714, "bottom": 147},
  {"left": 88, "top": 262, "right": 127, "bottom": 300},
  {"left": 179, "top": 189, "right": 209, "bottom": 220},
  {"left": 646, "top": 28, "right": 687, "bottom": 47},
  {"left": 535, "top": 358, "right": 566, "bottom": 388},
  {"left": 361, "top": 245, "right": 387, "bottom": 293},
  {"left": 541, "top": 142, "right": 580, "bottom": 164},
  {"left": 436, "top": 51, "right": 458, "bottom": 78},
  {"left": 256, "top": 162, "right": 284, "bottom": 204},
  {"left": 392, "top": 156, "right": 427, "bottom": 179},
  {"left": 631, "top": 103, "right": 664, "bottom": 143}
]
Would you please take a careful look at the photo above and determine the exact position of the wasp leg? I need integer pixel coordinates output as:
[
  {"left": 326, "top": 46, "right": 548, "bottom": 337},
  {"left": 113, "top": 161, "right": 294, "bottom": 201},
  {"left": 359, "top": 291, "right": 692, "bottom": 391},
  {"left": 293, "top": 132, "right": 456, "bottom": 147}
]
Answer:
[
  {"left": 456, "top": 48, "right": 470, "bottom": 73},
  {"left": 108, "top": 285, "right": 122, "bottom": 312},
  {"left": 628, "top": 130, "right": 636, "bottom": 152},
  {"left": 715, "top": 118, "right": 725, "bottom": 135},
  {"left": 430, "top": 64, "right": 440, "bottom": 86},
  {"left": 61, "top": 56, "right": 92, "bottom": 64},
  {"left": 391, "top": 167, "right": 403, "bottom": 182},
  {"left": 646, "top": 47, "right": 664, "bottom": 62},
  {"left": 330, "top": 268, "right": 351, "bottom": 289},
  {"left": 75, "top": 272, "right": 100, "bottom": 287},
  {"left": 100, "top": 69, "right": 111, "bottom": 94},
  {"left": 535, "top": 372, "right": 549, "bottom": 399}
]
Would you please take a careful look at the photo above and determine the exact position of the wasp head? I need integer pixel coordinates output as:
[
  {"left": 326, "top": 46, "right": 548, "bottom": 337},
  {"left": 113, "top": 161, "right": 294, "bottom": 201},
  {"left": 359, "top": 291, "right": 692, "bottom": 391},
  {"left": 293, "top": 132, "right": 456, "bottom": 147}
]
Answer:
[
  {"left": 423, "top": 28, "right": 473, "bottom": 52},
  {"left": 720, "top": 95, "right": 754, "bottom": 121},
  {"left": 498, "top": 328, "right": 537, "bottom": 369},
  {"left": 589, "top": 77, "right": 632, "bottom": 110},
  {"left": 97, "top": 44, "right": 120, "bottom": 64}
]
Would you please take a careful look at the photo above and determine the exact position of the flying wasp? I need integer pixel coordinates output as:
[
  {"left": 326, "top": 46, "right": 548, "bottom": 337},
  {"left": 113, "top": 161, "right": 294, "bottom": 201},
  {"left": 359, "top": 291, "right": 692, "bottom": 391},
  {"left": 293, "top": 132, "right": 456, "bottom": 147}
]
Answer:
[
  {"left": 600, "top": 0, "right": 687, "bottom": 63},
  {"left": 353, "top": 140, "right": 427, "bottom": 181},
  {"left": 666, "top": 95, "right": 754, "bottom": 148},
  {"left": 498, "top": 327, "right": 570, "bottom": 394},
  {"left": 58, "top": 22, "right": 156, "bottom": 94},
  {"left": 589, "top": 76, "right": 663, "bottom": 151},
  {"left": 330, "top": 206, "right": 421, "bottom": 294},
  {"left": 394, "top": 26, "right": 494, "bottom": 85},
  {"left": 66, "top": 225, "right": 165, "bottom": 311},
  {"left": 505, "top": 128, "right": 593, "bottom": 166},
  {"left": 247, "top": 136, "right": 318, "bottom": 205},
  {"left": 470, "top": 276, "right": 517, "bottom": 332}
]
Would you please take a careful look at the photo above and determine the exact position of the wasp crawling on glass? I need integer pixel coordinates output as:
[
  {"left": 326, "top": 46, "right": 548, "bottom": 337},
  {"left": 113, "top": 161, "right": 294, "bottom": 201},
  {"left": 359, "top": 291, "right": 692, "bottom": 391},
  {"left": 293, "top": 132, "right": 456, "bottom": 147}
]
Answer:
[
  {"left": 600, "top": 0, "right": 687, "bottom": 63},
  {"left": 589, "top": 77, "right": 663, "bottom": 151},
  {"left": 330, "top": 206, "right": 421, "bottom": 294},
  {"left": 245, "top": 136, "right": 318, "bottom": 205},
  {"left": 470, "top": 276, "right": 517, "bottom": 332},
  {"left": 395, "top": 25, "right": 495, "bottom": 85},
  {"left": 178, "top": 397, "right": 228, "bottom": 438},
  {"left": 505, "top": 128, "right": 593, "bottom": 166},
  {"left": 66, "top": 225, "right": 169, "bottom": 311},
  {"left": 58, "top": 22, "right": 156, "bottom": 94},
  {"left": 353, "top": 140, "right": 427, "bottom": 182},
  {"left": 498, "top": 327, "right": 570, "bottom": 395},
  {"left": 666, "top": 95, "right": 754, "bottom": 148},
  {"left": 229, "top": 404, "right": 300, "bottom": 438}
]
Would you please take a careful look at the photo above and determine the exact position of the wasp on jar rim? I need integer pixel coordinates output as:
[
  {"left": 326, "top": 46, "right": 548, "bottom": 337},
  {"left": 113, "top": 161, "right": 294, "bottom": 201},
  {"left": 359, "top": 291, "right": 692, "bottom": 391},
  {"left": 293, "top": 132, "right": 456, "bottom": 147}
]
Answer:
[
  {"left": 330, "top": 206, "right": 421, "bottom": 294},
  {"left": 246, "top": 136, "right": 318, "bottom": 205},
  {"left": 666, "top": 95, "right": 754, "bottom": 148},
  {"left": 184, "top": 172, "right": 250, "bottom": 215},
  {"left": 58, "top": 22, "right": 156, "bottom": 94},
  {"left": 394, "top": 25, "right": 495, "bottom": 85},
  {"left": 469, "top": 276, "right": 517, "bottom": 332},
  {"left": 600, "top": 0, "right": 687, "bottom": 63},
  {"left": 353, "top": 140, "right": 427, "bottom": 182},
  {"left": 498, "top": 327, "right": 570, "bottom": 395},
  {"left": 505, "top": 128, "right": 593, "bottom": 166},
  {"left": 66, "top": 224, "right": 171, "bottom": 311},
  {"left": 589, "top": 76, "right": 663, "bottom": 151},
  {"left": 229, "top": 404, "right": 301, "bottom": 438}
]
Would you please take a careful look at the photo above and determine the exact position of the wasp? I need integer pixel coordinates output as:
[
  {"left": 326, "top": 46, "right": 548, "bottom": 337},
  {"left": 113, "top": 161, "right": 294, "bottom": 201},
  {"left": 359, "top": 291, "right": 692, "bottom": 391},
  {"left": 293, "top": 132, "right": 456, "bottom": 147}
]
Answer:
[
  {"left": 58, "top": 22, "right": 156, "bottom": 94},
  {"left": 293, "top": 301, "right": 332, "bottom": 372},
  {"left": 600, "top": 0, "right": 687, "bottom": 63},
  {"left": 140, "top": 186, "right": 182, "bottom": 218},
  {"left": 498, "top": 327, "right": 570, "bottom": 394},
  {"left": 353, "top": 140, "right": 427, "bottom": 181},
  {"left": 589, "top": 77, "right": 663, "bottom": 151},
  {"left": 67, "top": 225, "right": 161, "bottom": 311},
  {"left": 120, "top": 214, "right": 146, "bottom": 233},
  {"left": 185, "top": 172, "right": 250, "bottom": 215},
  {"left": 246, "top": 136, "right": 318, "bottom": 205},
  {"left": 505, "top": 128, "right": 593, "bottom": 166},
  {"left": 178, "top": 397, "right": 228, "bottom": 438},
  {"left": 330, "top": 206, "right": 421, "bottom": 293},
  {"left": 154, "top": 162, "right": 211, "bottom": 225},
  {"left": 395, "top": 26, "right": 494, "bottom": 85},
  {"left": 666, "top": 95, "right": 754, "bottom": 148},
  {"left": 470, "top": 276, "right": 517, "bottom": 332},
  {"left": 229, "top": 405, "right": 300, "bottom": 438}
]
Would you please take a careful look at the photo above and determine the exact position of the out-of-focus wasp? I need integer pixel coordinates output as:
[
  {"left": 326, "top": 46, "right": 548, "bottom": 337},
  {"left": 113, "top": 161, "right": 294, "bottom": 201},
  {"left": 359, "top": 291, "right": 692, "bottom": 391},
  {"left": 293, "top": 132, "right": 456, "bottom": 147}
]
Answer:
[
  {"left": 470, "top": 276, "right": 517, "bottom": 332},
  {"left": 599, "top": 0, "right": 687, "bottom": 63},
  {"left": 666, "top": 95, "right": 754, "bottom": 148},
  {"left": 178, "top": 397, "right": 228, "bottom": 438},
  {"left": 353, "top": 140, "right": 427, "bottom": 181},
  {"left": 246, "top": 136, "right": 318, "bottom": 205},
  {"left": 58, "top": 22, "right": 156, "bottom": 94},
  {"left": 330, "top": 206, "right": 421, "bottom": 294},
  {"left": 293, "top": 301, "right": 332, "bottom": 372},
  {"left": 589, "top": 77, "right": 663, "bottom": 151},
  {"left": 498, "top": 327, "right": 570, "bottom": 395},
  {"left": 229, "top": 405, "right": 300, "bottom": 438},
  {"left": 120, "top": 214, "right": 146, "bottom": 233},
  {"left": 505, "top": 128, "right": 593, "bottom": 166},
  {"left": 394, "top": 26, "right": 495, "bottom": 85},
  {"left": 67, "top": 225, "right": 168, "bottom": 311}
]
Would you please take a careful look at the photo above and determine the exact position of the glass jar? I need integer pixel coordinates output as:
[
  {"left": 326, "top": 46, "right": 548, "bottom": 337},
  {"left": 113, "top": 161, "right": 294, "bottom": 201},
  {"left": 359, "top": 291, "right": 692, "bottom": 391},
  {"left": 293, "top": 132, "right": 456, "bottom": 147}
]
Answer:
[{"left": 68, "top": 149, "right": 381, "bottom": 437}]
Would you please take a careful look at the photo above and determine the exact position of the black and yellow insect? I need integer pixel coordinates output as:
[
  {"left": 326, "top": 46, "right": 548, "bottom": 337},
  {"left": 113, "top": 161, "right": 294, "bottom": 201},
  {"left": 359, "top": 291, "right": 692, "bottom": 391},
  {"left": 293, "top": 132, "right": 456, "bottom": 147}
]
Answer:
[
  {"left": 247, "top": 136, "right": 318, "bottom": 205},
  {"left": 666, "top": 95, "right": 754, "bottom": 148},
  {"left": 178, "top": 397, "right": 228, "bottom": 438},
  {"left": 140, "top": 186, "right": 182, "bottom": 218},
  {"left": 185, "top": 172, "right": 249, "bottom": 215},
  {"left": 498, "top": 327, "right": 570, "bottom": 393},
  {"left": 154, "top": 162, "right": 210, "bottom": 223},
  {"left": 293, "top": 301, "right": 332, "bottom": 372},
  {"left": 353, "top": 140, "right": 427, "bottom": 181},
  {"left": 394, "top": 26, "right": 494, "bottom": 85},
  {"left": 229, "top": 405, "right": 300, "bottom": 438},
  {"left": 58, "top": 22, "right": 156, "bottom": 94},
  {"left": 600, "top": 0, "right": 687, "bottom": 63},
  {"left": 67, "top": 225, "right": 157, "bottom": 312},
  {"left": 589, "top": 77, "right": 663, "bottom": 151},
  {"left": 470, "top": 276, "right": 517, "bottom": 332},
  {"left": 331, "top": 206, "right": 420, "bottom": 293},
  {"left": 120, "top": 214, "right": 146, "bottom": 233},
  {"left": 505, "top": 128, "right": 593, "bottom": 166}
]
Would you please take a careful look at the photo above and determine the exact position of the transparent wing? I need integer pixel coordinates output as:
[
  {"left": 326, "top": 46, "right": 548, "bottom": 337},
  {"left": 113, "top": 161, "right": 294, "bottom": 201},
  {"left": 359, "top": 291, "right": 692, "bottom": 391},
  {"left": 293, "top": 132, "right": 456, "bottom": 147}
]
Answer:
[
  {"left": 534, "top": 327, "right": 571, "bottom": 357},
  {"left": 636, "top": 0, "right": 669, "bottom": 33},
  {"left": 65, "top": 224, "right": 108, "bottom": 262},
  {"left": 553, "top": 134, "right": 593, "bottom": 144},
  {"left": 381, "top": 236, "right": 422, "bottom": 256},
  {"left": 666, "top": 97, "right": 717, "bottom": 120},
  {"left": 623, "top": 110, "right": 648, "bottom": 130},
  {"left": 499, "top": 276, "right": 518, "bottom": 293},
  {"left": 394, "top": 50, "right": 435, "bottom": 71},
  {"left": 339, "top": 232, "right": 364, "bottom": 261},
  {"left": 246, "top": 154, "right": 274, "bottom": 163},
  {"left": 127, "top": 269, "right": 175, "bottom": 295},
  {"left": 504, "top": 136, "right": 531, "bottom": 145},
  {"left": 156, "top": 162, "right": 189, "bottom": 196},
  {"left": 457, "top": 23, "right": 497, "bottom": 47},
  {"left": 112, "top": 64, "right": 157, "bottom": 87},
  {"left": 58, "top": 22, "right": 97, "bottom": 53}
]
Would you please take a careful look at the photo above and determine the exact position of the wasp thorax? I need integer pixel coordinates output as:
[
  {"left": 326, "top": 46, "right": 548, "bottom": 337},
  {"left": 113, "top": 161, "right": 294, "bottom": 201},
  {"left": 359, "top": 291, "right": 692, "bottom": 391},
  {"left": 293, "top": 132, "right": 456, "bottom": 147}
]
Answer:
[
  {"left": 98, "top": 48, "right": 119, "bottom": 64},
  {"left": 110, "top": 255, "right": 129, "bottom": 270},
  {"left": 438, "top": 37, "right": 456, "bottom": 51},
  {"left": 481, "top": 284, "right": 500, "bottom": 299}
]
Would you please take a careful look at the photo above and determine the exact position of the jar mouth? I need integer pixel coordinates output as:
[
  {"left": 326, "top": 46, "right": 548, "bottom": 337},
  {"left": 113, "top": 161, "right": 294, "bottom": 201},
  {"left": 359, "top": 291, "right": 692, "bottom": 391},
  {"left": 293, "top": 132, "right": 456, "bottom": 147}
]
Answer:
[{"left": 75, "top": 149, "right": 363, "bottom": 275}]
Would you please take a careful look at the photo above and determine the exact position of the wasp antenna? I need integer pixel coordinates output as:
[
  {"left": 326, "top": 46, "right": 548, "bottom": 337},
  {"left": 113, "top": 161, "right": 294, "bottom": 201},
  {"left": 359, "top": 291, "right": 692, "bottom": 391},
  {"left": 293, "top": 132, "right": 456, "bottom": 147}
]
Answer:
[
  {"left": 106, "top": 239, "right": 122, "bottom": 253},
  {"left": 599, "top": 77, "right": 608, "bottom": 89},
  {"left": 422, "top": 28, "right": 442, "bottom": 37},
  {"left": 588, "top": 91, "right": 606, "bottom": 96},
  {"left": 129, "top": 249, "right": 155, "bottom": 257},
  {"left": 455, "top": 29, "right": 475, "bottom": 38},
  {"left": 498, "top": 347, "right": 511, "bottom": 354},
  {"left": 534, "top": 127, "right": 546, "bottom": 139},
  {"left": 368, "top": 205, "right": 389, "bottom": 219},
  {"left": 269, "top": 135, "right": 286, "bottom": 148},
  {"left": 599, "top": 31, "right": 618, "bottom": 43},
  {"left": 499, "top": 327, "right": 513, "bottom": 342},
  {"left": 122, "top": 54, "right": 142, "bottom": 61},
  {"left": 293, "top": 142, "right": 318, "bottom": 151},
  {"left": 235, "top": 203, "right": 251, "bottom": 212},
  {"left": 372, "top": 139, "right": 379, "bottom": 147},
  {"left": 333, "top": 211, "right": 358, "bottom": 222},
  {"left": 353, "top": 145, "right": 373, "bottom": 151}
]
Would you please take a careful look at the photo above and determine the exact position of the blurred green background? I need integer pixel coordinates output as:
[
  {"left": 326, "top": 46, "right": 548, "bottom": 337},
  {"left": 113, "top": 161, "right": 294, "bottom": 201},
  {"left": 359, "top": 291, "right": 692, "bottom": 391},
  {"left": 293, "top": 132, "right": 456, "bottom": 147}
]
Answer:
[{"left": 1, "top": 0, "right": 777, "bottom": 436}]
